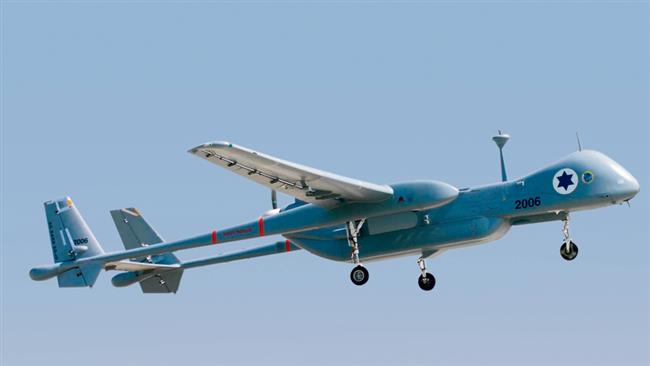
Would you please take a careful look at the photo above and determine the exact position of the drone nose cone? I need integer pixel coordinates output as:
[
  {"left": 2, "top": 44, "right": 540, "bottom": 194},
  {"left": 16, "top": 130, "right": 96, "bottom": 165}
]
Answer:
[
  {"left": 580, "top": 150, "right": 639, "bottom": 203},
  {"left": 625, "top": 174, "right": 640, "bottom": 198},
  {"left": 611, "top": 164, "right": 640, "bottom": 201}
]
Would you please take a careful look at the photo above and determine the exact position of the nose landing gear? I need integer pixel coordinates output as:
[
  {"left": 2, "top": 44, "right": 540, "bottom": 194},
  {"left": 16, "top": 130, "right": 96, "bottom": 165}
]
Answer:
[
  {"left": 560, "top": 216, "right": 579, "bottom": 261},
  {"left": 417, "top": 257, "right": 436, "bottom": 291},
  {"left": 560, "top": 241, "right": 579, "bottom": 261}
]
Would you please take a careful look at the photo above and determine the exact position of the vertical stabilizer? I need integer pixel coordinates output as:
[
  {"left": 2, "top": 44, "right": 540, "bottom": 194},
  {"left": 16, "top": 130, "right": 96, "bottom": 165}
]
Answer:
[
  {"left": 43, "top": 197, "right": 105, "bottom": 287},
  {"left": 110, "top": 208, "right": 183, "bottom": 293}
]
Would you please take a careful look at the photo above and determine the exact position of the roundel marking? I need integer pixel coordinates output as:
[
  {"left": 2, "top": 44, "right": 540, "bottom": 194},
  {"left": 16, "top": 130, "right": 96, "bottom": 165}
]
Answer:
[{"left": 553, "top": 168, "right": 578, "bottom": 195}]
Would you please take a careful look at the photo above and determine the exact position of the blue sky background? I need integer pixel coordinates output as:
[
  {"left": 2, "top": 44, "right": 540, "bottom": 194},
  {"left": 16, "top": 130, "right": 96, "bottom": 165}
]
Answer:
[{"left": 2, "top": 2, "right": 648, "bottom": 365}]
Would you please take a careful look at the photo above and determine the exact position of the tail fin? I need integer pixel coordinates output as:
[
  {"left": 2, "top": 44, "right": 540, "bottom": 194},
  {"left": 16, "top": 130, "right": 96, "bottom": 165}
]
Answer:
[
  {"left": 44, "top": 197, "right": 104, "bottom": 287},
  {"left": 110, "top": 208, "right": 183, "bottom": 293}
]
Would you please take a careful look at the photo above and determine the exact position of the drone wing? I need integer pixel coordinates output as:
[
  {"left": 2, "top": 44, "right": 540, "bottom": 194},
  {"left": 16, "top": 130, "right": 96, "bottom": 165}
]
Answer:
[{"left": 188, "top": 141, "right": 393, "bottom": 206}]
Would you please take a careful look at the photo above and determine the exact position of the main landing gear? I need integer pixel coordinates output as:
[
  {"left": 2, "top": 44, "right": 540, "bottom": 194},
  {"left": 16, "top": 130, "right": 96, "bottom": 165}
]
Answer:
[
  {"left": 560, "top": 216, "right": 579, "bottom": 261},
  {"left": 346, "top": 219, "right": 369, "bottom": 286},
  {"left": 417, "top": 257, "right": 436, "bottom": 291}
]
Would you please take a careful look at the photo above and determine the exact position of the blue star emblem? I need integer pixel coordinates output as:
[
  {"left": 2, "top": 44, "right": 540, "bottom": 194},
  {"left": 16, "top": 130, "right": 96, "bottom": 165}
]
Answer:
[{"left": 556, "top": 170, "right": 575, "bottom": 191}]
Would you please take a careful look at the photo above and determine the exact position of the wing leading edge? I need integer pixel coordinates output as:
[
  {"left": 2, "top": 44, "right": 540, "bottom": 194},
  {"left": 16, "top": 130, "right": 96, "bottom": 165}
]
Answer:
[{"left": 188, "top": 141, "right": 394, "bottom": 206}]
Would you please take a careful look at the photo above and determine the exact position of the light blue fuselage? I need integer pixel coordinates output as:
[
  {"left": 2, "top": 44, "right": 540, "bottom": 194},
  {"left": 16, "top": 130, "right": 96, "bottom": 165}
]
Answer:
[
  {"left": 27, "top": 149, "right": 641, "bottom": 289},
  {"left": 284, "top": 150, "right": 640, "bottom": 262}
]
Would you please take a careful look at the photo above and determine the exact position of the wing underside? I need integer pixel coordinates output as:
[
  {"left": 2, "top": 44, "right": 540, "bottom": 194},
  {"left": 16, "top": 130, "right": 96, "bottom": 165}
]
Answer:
[{"left": 188, "top": 141, "right": 393, "bottom": 206}]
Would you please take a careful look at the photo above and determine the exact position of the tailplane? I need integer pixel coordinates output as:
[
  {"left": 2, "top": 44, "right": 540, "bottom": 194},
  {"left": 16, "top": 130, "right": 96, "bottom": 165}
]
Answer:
[{"left": 43, "top": 197, "right": 105, "bottom": 287}]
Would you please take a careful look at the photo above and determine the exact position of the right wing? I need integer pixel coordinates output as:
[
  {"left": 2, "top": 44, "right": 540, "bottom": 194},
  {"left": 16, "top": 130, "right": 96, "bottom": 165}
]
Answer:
[{"left": 188, "top": 141, "right": 394, "bottom": 207}]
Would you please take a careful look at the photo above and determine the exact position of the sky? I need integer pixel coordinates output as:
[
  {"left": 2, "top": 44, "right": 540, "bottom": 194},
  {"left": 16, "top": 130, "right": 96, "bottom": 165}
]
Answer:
[{"left": 1, "top": 2, "right": 649, "bottom": 366}]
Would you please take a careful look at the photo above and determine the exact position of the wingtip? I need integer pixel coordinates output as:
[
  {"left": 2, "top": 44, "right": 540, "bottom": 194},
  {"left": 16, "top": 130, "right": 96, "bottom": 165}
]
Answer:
[
  {"left": 187, "top": 144, "right": 204, "bottom": 154},
  {"left": 187, "top": 141, "right": 232, "bottom": 154}
]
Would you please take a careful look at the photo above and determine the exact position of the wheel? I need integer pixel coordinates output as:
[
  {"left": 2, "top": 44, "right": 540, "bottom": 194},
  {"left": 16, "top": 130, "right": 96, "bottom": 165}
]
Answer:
[
  {"left": 418, "top": 272, "right": 436, "bottom": 291},
  {"left": 560, "top": 241, "right": 578, "bottom": 261},
  {"left": 350, "top": 265, "right": 369, "bottom": 286}
]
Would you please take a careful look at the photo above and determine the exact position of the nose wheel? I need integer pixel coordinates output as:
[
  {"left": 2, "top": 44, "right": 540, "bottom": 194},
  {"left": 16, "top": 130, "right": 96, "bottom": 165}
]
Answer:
[
  {"left": 418, "top": 273, "right": 436, "bottom": 291},
  {"left": 560, "top": 216, "right": 579, "bottom": 261},
  {"left": 417, "top": 257, "right": 436, "bottom": 291},
  {"left": 561, "top": 241, "right": 579, "bottom": 261}
]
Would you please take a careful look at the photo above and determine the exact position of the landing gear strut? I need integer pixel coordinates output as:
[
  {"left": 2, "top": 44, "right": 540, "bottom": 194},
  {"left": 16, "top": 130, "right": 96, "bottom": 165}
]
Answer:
[
  {"left": 346, "top": 219, "right": 368, "bottom": 286},
  {"left": 417, "top": 257, "right": 436, "bottom": 291},
  {"left": 560, "top": 216, "right": 579, "bottom": 261}
]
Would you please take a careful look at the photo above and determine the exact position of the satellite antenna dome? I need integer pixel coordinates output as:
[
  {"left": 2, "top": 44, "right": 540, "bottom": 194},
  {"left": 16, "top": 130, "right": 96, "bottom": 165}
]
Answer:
[
  {"left": 492, "top": 130, "right": 510, "bottom": 149},
  {"left": 492, "top": 130, "right": 510, "bottom": 182}
]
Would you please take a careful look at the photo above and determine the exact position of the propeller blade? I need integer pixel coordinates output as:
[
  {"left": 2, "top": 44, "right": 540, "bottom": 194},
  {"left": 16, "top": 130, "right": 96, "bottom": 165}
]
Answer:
[{"left": 271, "top": 190, "right": 277, "bottom": 209}]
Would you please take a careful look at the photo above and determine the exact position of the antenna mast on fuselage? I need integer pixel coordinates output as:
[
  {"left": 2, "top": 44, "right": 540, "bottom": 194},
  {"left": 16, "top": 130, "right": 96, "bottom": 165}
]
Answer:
[{"left": 576, "top": 132, "right": 583, "bottom": 151}]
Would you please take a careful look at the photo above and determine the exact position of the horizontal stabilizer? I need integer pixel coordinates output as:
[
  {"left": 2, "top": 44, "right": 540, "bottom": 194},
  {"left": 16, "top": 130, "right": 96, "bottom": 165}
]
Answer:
[{"left": 105, "top": 261, "right": 181, "bottom": 272}]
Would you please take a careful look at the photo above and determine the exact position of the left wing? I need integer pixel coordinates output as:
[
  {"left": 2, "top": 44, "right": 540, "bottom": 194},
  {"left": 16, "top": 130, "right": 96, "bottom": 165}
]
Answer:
[{"left": 188, "top": 141, "right": 394, "bottom": 206}]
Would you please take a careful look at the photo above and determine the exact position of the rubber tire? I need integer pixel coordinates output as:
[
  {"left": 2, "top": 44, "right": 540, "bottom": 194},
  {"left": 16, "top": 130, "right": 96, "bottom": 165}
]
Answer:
[
  {"left": 560, "top": 241, "right": 579, "bottom": 261},
  {"left": 418, "top": 272, "right": 436, "bottom": 291},
  {"left": 350, "top": 265, "right": 369, "bottom": 286}
]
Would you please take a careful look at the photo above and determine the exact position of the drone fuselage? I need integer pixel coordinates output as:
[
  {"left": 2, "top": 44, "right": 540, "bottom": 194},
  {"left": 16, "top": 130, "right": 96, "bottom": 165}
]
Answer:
[
  {"left": 287, "top": 149, "right": 639, "bottom": 262},
  {"left": 29, "top": 145, "right": 640, "bottom": 292}
]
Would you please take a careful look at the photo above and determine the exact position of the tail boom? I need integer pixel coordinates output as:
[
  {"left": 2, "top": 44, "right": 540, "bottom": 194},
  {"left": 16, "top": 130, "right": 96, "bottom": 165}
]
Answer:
[{"left": 110, "top": 240, "right": 300, "bottom": 289}]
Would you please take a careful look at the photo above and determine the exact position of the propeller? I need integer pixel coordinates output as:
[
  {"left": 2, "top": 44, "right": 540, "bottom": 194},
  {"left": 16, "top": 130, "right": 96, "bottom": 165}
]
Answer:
[{"left": 271, "top": 190, "right": 277, "bottom": 210}]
